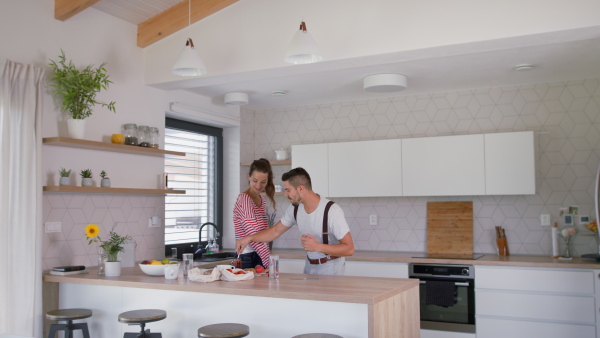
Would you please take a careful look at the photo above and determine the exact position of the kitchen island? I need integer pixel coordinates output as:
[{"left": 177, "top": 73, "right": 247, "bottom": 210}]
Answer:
[{"left": 43, "top": 266, "right": 419, "bottom": 338}]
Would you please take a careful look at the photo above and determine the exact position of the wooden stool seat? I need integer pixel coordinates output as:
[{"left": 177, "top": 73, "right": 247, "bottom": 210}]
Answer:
[
  {"left": 118, "top": 309, "right": 166, "bottom": 338},
  {"left": 292, "top": 334, "right": 343, "bottom": 338},
  {"left": 198, "top": 323, "right": 249, "bottom": 338},
  {"left": 46, "top": 308, "right": 92, "bottom": 338}
]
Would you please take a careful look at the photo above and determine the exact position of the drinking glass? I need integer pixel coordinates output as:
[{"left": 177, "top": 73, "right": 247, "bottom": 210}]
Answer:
[
  {"left": 182, "top": 253, "right": 194, "bottom": 277},
  {"left": 97, "top": 246, "right": 105, "bottom": 274},
  {"left": 268, "top": 255, "right": 279, "bottom": 279}
]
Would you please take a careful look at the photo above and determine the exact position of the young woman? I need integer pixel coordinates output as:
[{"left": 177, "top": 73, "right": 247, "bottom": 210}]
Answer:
[{"left": 233, "top": 158, "right": 276, "bottom": 269}]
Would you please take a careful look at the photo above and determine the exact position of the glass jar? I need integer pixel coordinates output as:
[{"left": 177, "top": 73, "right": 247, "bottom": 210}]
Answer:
[
  {"left": 122, "top": 123, "right": 138, "bottom": 145},
  {"left": 148, "top": 127, "right": 160, "bottom": 149},
  {"left": 137, "top": 125, "right": 150, "bottom": 147}
]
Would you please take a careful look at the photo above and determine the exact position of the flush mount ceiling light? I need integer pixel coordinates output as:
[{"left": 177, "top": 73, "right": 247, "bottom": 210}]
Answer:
[
  {"left": 224, "top": 92, "right": 249, "bottom": 105},
  {"left": 363, "top": 74, "right": 408, "bottom": 92},
  {"left": 172, "top": 0, "right": 207, "bottom": 76},
  {"left": 514, "top": 64, "right": 534, "bottom": 71},
  {"left": 284, "top": 21, "right": 323, "bottom": 65}
]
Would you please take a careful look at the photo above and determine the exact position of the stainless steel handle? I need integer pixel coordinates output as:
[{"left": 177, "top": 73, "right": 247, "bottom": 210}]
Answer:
[{"left": 419, "top": 281, "right": 469, "bottom": 287}]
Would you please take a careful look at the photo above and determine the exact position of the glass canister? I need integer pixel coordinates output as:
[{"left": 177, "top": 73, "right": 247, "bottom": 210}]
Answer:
[
  {"left": 137, "top": 125, "right": 150, "bottom": 147},
  {"left": 148, "top": 127, "right": 160, "bottom": 149},
  {"left": 122, "top": 123, "right": 138, "bottom": 145}
]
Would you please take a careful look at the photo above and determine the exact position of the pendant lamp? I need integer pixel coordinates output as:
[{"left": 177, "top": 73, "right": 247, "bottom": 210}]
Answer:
[
  {"left": 284, "top": 21, "right": 323, "bottom": 65},
  {"left": 172, "top": 0, "right": 207, "bottom": 76}
]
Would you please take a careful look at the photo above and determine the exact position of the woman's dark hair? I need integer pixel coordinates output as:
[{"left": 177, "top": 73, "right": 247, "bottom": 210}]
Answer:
[
  {"left": 249, "top": 158, "right": 275, "bottom": 207},
  {"left": 281, "top": 167, "right": 312, "bottom": 190}
]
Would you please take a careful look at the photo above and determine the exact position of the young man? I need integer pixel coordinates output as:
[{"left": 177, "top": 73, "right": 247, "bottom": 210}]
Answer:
[{"left": 235, "top": 167, "right": 355, "bottom": 275}]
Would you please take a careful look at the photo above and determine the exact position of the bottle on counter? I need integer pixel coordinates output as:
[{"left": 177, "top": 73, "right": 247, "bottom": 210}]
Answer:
[{"left": 122, "top": 123, "right": 138, "bottom": 145}]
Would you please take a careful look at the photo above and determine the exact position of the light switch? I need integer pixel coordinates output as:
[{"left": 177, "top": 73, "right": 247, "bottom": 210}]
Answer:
[
  {"left": 540, "top": 214, "right": 551, "bottom": 226},
  {"left": 45, "top": 222, "right": 62, "bottom": 233},
  {"left": 369, "top": 214, "right": 377, "bottom": 226}
]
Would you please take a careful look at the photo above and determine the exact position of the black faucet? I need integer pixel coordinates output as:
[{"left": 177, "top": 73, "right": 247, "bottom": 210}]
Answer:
[{"left": 195, "top": 222, "right": 220, "bottom": 258}]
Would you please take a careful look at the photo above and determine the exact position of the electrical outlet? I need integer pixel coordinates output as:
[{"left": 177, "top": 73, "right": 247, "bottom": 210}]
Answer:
[
  {"left": 149, "top": 217, "right": 161, "bottom": 228},
  {"left": 540, "top": 214, "right": 551, "bottom": 226},
  {"left": 369, "top": 214, "right": 377, "bottom": 226},
  {"left": 45, "top": 222, "right": 62, "bottom": 233}
]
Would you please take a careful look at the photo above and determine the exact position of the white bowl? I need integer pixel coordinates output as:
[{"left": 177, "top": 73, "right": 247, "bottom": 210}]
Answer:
[{"left": 139, "top": 263, "right": 165, "bottom": 276}]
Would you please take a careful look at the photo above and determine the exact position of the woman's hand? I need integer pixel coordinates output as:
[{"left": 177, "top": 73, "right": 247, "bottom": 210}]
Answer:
[
  {"left": 300, "top": 234, "right": 320, "bottom": 252},
  {"left": 236, "top": 237, "right": 251, "bottom": 255}
]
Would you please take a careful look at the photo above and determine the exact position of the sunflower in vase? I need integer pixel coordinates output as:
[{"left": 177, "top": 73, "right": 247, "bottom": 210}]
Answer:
[{"left": 85, "top": 223, "right": 131, "bottom": 262}]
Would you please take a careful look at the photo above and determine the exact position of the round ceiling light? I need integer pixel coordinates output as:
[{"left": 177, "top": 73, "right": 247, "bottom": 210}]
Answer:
[
  {"left": 515, "top": 64, "right": 534, "bottom": 71},
  {"left": 224, "top": 92, "right": 249, "bottom": 105},
  {"left": 363, "top": 74, "right": 408, "bottom": 92}
]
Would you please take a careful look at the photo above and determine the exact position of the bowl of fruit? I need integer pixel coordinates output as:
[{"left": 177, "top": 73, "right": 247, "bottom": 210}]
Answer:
[{"left": 139, "top": 259, "right": 176, "bottom": 276}]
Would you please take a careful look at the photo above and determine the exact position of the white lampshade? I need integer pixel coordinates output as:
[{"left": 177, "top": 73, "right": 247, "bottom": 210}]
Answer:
[
  {"left": 363, "top": 74, "right": 408, "bottom": 92},
  {"left": 172, "top": 38, "right": 207, "bottom": 76},
  {"left": 224, "top": 92, "right": 249, "bottom": 105},
  {"left": 284, "top": 21, "right": 323, "bottom": 65}
]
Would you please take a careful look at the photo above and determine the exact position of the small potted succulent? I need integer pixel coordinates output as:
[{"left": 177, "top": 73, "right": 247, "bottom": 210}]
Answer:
[
  {"left": 80, "top": 169, "right": 93, "bottom": 187},
  {"left": 100, "top": 170, "right": 111, "bottom": 188},
  {"left": 59, "top": 168, "right": 71, "bottom": 186}
]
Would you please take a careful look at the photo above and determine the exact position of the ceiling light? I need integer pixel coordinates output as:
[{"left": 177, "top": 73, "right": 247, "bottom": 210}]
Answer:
[
  {"left": 224, "top": 92, "right": 249, "bottom": 105},
  {"left": 172, "top": 0, "right": 207, "bottom": 76},
  {"left": 363, "top": 74, "right": 408, "bottom": 92},
  {"left": 515, "top": 64, "right": 534, "bottom": 71},
  {"left": 272, "top": 90, "right": 287, "bottom": 96},
  {"left": 284, "top": 21, "right": 323, "bottom": 65}
]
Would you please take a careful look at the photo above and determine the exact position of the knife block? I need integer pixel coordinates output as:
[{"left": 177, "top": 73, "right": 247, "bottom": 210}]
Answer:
[{"left": 496, "top": 238, "right": 509, "bottom": 256}]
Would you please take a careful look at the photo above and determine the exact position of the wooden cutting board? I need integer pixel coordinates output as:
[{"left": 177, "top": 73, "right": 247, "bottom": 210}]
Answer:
[{"left": 427, "top": 201, "right": 473, "bottom": 256}]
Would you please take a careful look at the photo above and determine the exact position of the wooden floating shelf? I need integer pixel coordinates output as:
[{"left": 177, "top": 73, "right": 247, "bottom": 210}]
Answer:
[
  {"left": 240, "top": 160, "right": 291, "bottom": 166},
  {"left": 43, "top": 186, "right": 185, "bottom": 195},
  {"left": 43, "top": 137, "right": 186, "bottom": 157}
]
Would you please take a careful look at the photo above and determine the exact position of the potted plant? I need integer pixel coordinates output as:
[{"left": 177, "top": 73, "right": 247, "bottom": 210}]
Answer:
[
  {"left": 59, "top": 167, "right": 71, "bottom": 186},
  {"left": 80, "top": 169, "right": 93, "bottom": 187},
  {"left": 85, "top": 223, "right": 132, "bottom": 277},
  {"left": 100, "top": 170, "right": 111, "bottom": 188},
  {"left": 49, "top": 50, "right": 116, "bottom": 139}
]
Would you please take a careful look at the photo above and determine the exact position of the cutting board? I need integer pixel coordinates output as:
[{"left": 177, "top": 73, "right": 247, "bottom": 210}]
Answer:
[{"left": 427, "top": 201, "right": 473, "bottom": 256}]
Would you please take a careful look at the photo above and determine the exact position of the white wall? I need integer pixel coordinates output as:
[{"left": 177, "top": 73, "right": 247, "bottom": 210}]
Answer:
[
  {"left": 0, "top": 0, "right": 241, "bottom": 267},
  {"left": 144, "top": 0, "right": 600, "bottom": 85}
]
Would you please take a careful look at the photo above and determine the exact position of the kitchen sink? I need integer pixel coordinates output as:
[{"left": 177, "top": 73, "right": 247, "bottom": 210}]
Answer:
[{"left": 194, "top": 251, "right": 236, "bottom": 262}]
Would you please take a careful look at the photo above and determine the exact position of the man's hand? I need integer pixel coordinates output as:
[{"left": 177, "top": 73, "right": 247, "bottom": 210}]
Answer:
[{"left": 300, "top": 234, "right": 320, "bottom": 252}]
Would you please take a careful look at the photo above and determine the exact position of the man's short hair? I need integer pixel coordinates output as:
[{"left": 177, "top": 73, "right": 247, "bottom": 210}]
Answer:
[{"left": 282, "top": 167, "right": 312, "bottom": 190}]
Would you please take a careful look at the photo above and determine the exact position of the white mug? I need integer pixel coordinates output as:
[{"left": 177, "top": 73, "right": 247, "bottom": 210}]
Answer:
[{"left": 164, "top": 263, "right": 180, "bottom": 280}]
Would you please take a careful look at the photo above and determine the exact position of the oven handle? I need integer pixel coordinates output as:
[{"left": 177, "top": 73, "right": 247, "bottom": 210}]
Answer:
[{"left": 419, "top": 281, "right": 470, "bottom": 287}]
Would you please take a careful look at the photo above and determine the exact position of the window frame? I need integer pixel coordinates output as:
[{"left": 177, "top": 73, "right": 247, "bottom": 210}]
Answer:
[{"left": 163, "top": 117, "right": 224, "bottom": 256}]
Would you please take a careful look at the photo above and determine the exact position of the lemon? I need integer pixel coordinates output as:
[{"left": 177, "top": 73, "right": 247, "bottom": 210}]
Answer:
[
  {"left": 150, "top": 260, "right": 162, "bottom": 265},
  {"left": 161, "top": 259, "right": 170, "bottom": 265}
]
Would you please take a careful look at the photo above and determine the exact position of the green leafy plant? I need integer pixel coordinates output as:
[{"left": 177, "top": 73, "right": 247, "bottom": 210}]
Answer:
[
  {"left": 100, "top": 170, "right": 108, "bottom": 179},
  {"left": 85, "top": 223, "right": 132, "bottom": 262},
  {"left": 49, "top": 50, "right": 116, "bottom": 120},
  {"left": 59, "top": 168, "right": 71, "bottom": 177},
  {"left": 80, "top": 169, "right": 92, "bottom": 178}
]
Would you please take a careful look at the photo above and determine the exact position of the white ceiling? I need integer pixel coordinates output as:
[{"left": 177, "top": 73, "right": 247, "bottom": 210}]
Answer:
[{"left": 92, "top": 1, "right": 600, "bottom": 110}]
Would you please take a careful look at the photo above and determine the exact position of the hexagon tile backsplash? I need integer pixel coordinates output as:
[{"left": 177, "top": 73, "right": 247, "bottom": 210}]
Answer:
[
  {"left": 42, "top": 193, "right": 165, "bottom": 270},
  {"left": 242, "top": 78, "right": 600, "bottom": 257}
]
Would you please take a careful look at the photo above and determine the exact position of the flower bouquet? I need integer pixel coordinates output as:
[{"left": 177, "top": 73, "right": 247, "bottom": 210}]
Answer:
[
  {"left": 85, "top": 223, "right": 131, "bottom": 262},
  {"left": 559, "top": 227, "right": 577, "bottom": 259}
]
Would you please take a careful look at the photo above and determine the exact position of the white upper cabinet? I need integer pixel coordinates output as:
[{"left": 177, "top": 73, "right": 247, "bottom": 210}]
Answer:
[
  {"left": 328, "top": 139, "right": 402, "bottom": 197},
  {"left": 402, "top": 134, "right": 486, "bottom": 196},
  {"left": 484, "top": 131, "right": 536, "bottom": 195},
  {"left": 291, "top": 143, "right": 329, "bottom": 197}
]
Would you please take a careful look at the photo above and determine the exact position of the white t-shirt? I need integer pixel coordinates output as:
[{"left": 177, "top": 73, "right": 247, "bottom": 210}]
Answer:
[{"left": 280, "top": 197, "right": 350, "bottom": 260}]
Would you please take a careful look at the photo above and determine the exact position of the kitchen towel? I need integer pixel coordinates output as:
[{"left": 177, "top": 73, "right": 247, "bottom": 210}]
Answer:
[{"left": 425, "top": 281, "right": 456, "bottom": 307}]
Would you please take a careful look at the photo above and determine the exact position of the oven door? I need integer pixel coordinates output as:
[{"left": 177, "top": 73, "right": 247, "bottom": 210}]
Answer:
[{"left": 413, "top": 276, "right": 476, "bottom": 334}]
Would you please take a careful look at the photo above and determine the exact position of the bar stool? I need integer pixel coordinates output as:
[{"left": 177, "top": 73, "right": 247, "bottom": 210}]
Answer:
[
  {"left": 46, "top": 308, "right": 92, "bottom": 338},
  {"left": 118, "top": 309, "right": 166, "bottom": 338},
  {"left": 292, "top": 334, "right": 343, "bottom": 338},
  {"left": 197, "top": 323, "right": 249, "bottom": 337}
]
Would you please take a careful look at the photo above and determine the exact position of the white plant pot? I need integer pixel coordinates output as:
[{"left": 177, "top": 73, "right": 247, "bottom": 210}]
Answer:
[
  {"left": 81, "top": 177, "right": 93, "bottom": 187},
  {"left": 67, "top": 119, "right": 86, "bottom": 139},
  {"left": 104, "top": 261, "right": 121, "bottom": 277},
  {"left": 59, "top": 177, "right": 71, "bottom": 186},
  {"left": 101, "top": 178, "right": 111, "bottom": 188}
]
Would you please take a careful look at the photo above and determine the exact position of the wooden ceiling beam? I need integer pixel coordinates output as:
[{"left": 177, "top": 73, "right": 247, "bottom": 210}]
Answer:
[
  {"left": 137, "top": 0, "right": 238, "bottom": 48},
  {"left": 55, "top": 0, "right": 102, "bottom": 21}
]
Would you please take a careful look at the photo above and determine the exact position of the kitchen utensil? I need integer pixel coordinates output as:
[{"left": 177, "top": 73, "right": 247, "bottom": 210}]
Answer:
[{"left": 427, "top": 201, "right": 474, "bottom": 256}]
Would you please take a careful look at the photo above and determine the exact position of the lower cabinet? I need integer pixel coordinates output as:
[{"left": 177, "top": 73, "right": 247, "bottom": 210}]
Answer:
[
  {"left": 278, "top": 258, "right": 409, "bottom": 278},
  {"left": 475, "top": 265, "right": 598, "bottom": 338},
  {"left": 421, "top": 329, "right": 475, "bottom": 338}
]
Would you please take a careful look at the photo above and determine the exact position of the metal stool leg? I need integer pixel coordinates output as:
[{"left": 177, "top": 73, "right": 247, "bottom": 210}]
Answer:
[
  {"left": 72, "top": 323, "right": 90, "bottom": 338},
  {"left": 47, "top": 324, "right": 65, "bottom": 338}
]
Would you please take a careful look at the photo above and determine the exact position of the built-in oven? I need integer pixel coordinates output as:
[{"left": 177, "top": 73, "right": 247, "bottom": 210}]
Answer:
[{"left": 409, "top": 263, "right": 475, "bottom": 334}]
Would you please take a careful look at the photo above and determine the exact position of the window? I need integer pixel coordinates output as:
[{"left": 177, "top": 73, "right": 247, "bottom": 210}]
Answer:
[{"left": 164, "top": 118, "right": 223, "bottom": 255}]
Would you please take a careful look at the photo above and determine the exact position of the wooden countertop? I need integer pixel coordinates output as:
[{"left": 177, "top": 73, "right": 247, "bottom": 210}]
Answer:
[
  {"left": 43, "top": 266, "right": 418, "bottom": 305},
  {"left": 273, "top": 249, "right": 600, "bottom": 270}
]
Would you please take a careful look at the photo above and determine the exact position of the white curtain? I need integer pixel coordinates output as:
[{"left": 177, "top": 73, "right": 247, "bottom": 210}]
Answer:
[{"left": 0, "top": 59, "right": 44, "bottom": 337}]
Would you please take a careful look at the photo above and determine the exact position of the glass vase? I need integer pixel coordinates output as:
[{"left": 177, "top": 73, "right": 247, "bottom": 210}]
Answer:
[
  {"left": 97, "top": 246, "right": 106, "bottom": 274},
  {"left": 563, "top": 237, "right": 572, "bottom": 258}
]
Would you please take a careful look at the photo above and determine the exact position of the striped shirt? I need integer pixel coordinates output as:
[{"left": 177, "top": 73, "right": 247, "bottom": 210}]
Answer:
[{"left": 233, "top": 193, "right": 271, "bottom": 268}]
